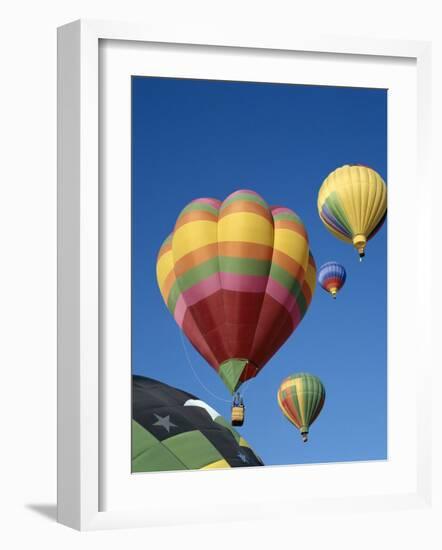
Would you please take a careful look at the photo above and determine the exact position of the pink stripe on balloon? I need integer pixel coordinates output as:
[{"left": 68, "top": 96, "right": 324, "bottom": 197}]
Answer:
[
  {"left": 184, "top": 274, "right": 221, "bottom": 305},
  {"left": 226, "top": 189, "right": 262, "bottom": 199},
  {"left": 220, "top": 272, "right": 268, "bottom": 292},
  {"left": 266, "top": 278, "right": 302, "bottom": 326},
  {"left": 173, "top": 272, "right": 269, "bottom": 325},
  {"left": 191, "top": 197, "right": 221, "bottom": 209},
  {"left": 174, "top": 274, "right": 302, "bottom": 328},
  {"left": 271, "top": 206, "right": 294, "bottom": 216},
  {"left": 173, "top": 294, "right": 187, "bottom": 327},
  {"left": 174, "top": 274, "right": 222, "bottom": 326}
]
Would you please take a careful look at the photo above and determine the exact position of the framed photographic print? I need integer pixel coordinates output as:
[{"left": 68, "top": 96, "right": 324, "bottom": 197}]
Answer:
[{"left": 57, "top": 19, "right": 433, "bottom": 530}]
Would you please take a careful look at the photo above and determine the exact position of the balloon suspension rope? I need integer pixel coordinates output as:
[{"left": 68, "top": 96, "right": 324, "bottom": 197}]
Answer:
[{"left": 179, "top": 330, "right": 231, "bottom": 404}]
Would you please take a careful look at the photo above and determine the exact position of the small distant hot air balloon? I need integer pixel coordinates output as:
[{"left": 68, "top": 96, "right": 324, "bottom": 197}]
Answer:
[
  {"left": 318, "top": 261, "right": 346, "bottom": 299},
  {"left": 277, "top": 373, "right": 325, "bottom": 442},
  {"left": 317, "top": 165, "right": 387, "bottom": 260},
  {"left": 156, "top": 190, "right": 316, "bottom": 425}
]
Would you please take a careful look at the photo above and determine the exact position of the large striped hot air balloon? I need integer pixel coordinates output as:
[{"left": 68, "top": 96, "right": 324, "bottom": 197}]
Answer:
[
  {"left": 317, "top": 165, "right": 387, "bottom": 260},
  {"left": 277, "top": 373, "right": 325, "bottom": 442},
  {"left": 317, "top": 261, "right": 346, "bottom": 299},
  {"left": 156, "top": 190, "right": 316, "bottom": 421}
]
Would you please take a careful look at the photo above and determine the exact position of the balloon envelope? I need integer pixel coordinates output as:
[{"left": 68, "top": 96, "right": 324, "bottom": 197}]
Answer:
[
  {"left": 318, "top": 261, "right": 346, "bottom": 298},
  {"left": 317, "top": 165, "right": 387, "bottom": 259},
  {"left": 132, "top": 375, "right": 264, "bottom": 471},
  {"left": 277, "top": 373, "right": 325, "bottom": 442},
  {"left": 156, "top": 189, "right": 316, "bottom": 394}
]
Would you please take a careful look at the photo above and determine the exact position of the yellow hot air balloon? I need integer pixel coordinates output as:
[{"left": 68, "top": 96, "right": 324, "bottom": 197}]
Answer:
[{"left": 317, "top": 165, "right": 387, "bottom": 260}]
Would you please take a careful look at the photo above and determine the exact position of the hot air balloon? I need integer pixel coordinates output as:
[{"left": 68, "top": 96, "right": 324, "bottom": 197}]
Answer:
[
  {"left": 132, "top": 375, "right": 264, "bottom": 471},
  {"left": 277, "top": 373, "right": 325, "bottom": 442},
  {"left": 318, "top": 261, "right": 346, "bottom": 299},
  {"left": 317, "top": 165, "right": 387, "bottom": 260},
  {"left": 156, "top": 190, "right": 316, "bottom": 424}
]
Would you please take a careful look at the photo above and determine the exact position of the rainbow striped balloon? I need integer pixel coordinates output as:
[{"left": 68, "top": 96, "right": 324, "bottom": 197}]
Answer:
[
  {"left": 277, "top": 373, "right": 326, "bottom": 442},
  {"left": 317, "top": 165, "right": 387, "bottom": 259},
  {"left": 156, "top": 190, "right": 316, "bottom": 394}
]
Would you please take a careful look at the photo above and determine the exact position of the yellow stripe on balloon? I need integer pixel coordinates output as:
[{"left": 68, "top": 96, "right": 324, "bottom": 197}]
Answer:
[
  {"left": 201, "top": 459, "right": 230, "bottom": 469},
  {"left": 273, "top": 229, "right": 309, "bottom": 270},
  {"left": 365, "top": 175, "right": 387, "bottom": 236},
  {"left": 218, "top": 212, "right": 274, "bottom": 246},
  {"left": 360, "top": 170, "right": 378, "bottom": 234},
  {"left": 156, "top": 249, "right": 175, "bottom": 296},
  {"left": 172, "top": 220, "right": 218, "bottom": 262},
  {"left": 336, "top": 167, "right": 363, "bottom": 234},
  {"left": 349, "top": 166, "right": 385, "bottom": 234},
  {"left": 279, "top": 379, "right": 298, "bottom": 393}
]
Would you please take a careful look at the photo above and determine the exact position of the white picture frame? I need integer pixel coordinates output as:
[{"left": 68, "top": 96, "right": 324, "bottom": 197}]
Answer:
[{"left": 57, "top": 19, "right": 433, "bottom": 531}]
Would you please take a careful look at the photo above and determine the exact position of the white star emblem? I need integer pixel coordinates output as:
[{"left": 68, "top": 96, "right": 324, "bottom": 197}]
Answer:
[
  {"left": 237, "top": 451, "right": 249, "bottom": 463},
  {"left": 153, "top": 413, "right": 177, "bottom": 433}
]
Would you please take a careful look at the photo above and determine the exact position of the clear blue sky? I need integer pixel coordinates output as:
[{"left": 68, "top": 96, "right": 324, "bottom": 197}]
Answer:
[{"left": 132, "top": 76, "right": 387, "bottom": 466}]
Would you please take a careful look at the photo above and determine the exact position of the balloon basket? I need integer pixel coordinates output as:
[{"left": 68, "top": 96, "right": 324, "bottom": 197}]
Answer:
[{"left": 231, "top": 405, "right": 245, "bottom": 426}]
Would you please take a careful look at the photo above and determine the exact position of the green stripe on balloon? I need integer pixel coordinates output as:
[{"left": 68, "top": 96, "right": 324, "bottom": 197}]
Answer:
[
  {"left": 324, "top": 191, "right": 353, "bottom": 234},
  {"left": 179, "top": 202, "right": 219, "bottom": 216},
  {"left": 220, "top": 192, "right": 268, "bottom": 210},
  {"left": 272, "top": 212, "right": 303, "bottom": 223},
  {"left": 296, "top": 289, "right": 308, "bottom": 317},
  {"left": 167, "top": 256, "right": 272, "bottom": 312},
  {"left": 268, "top": 263, "right": 302, "bottom": 298},
  {"left": 305, "top": 376, "right": 315, "bottom": 425},
  {"left": 169, "top": 256, "right": 306, "bottom": 314},
  {"left": 218, "top": 257, "right": 272, "bottom": 276}
]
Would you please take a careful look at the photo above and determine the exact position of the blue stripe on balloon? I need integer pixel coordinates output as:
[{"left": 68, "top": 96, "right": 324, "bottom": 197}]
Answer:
[
  {"left": 317, "top": 262, "right": 346, "bottom": 287},
  {"left": 320, "top": 205, "right": 352, "bottom": 238}
]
